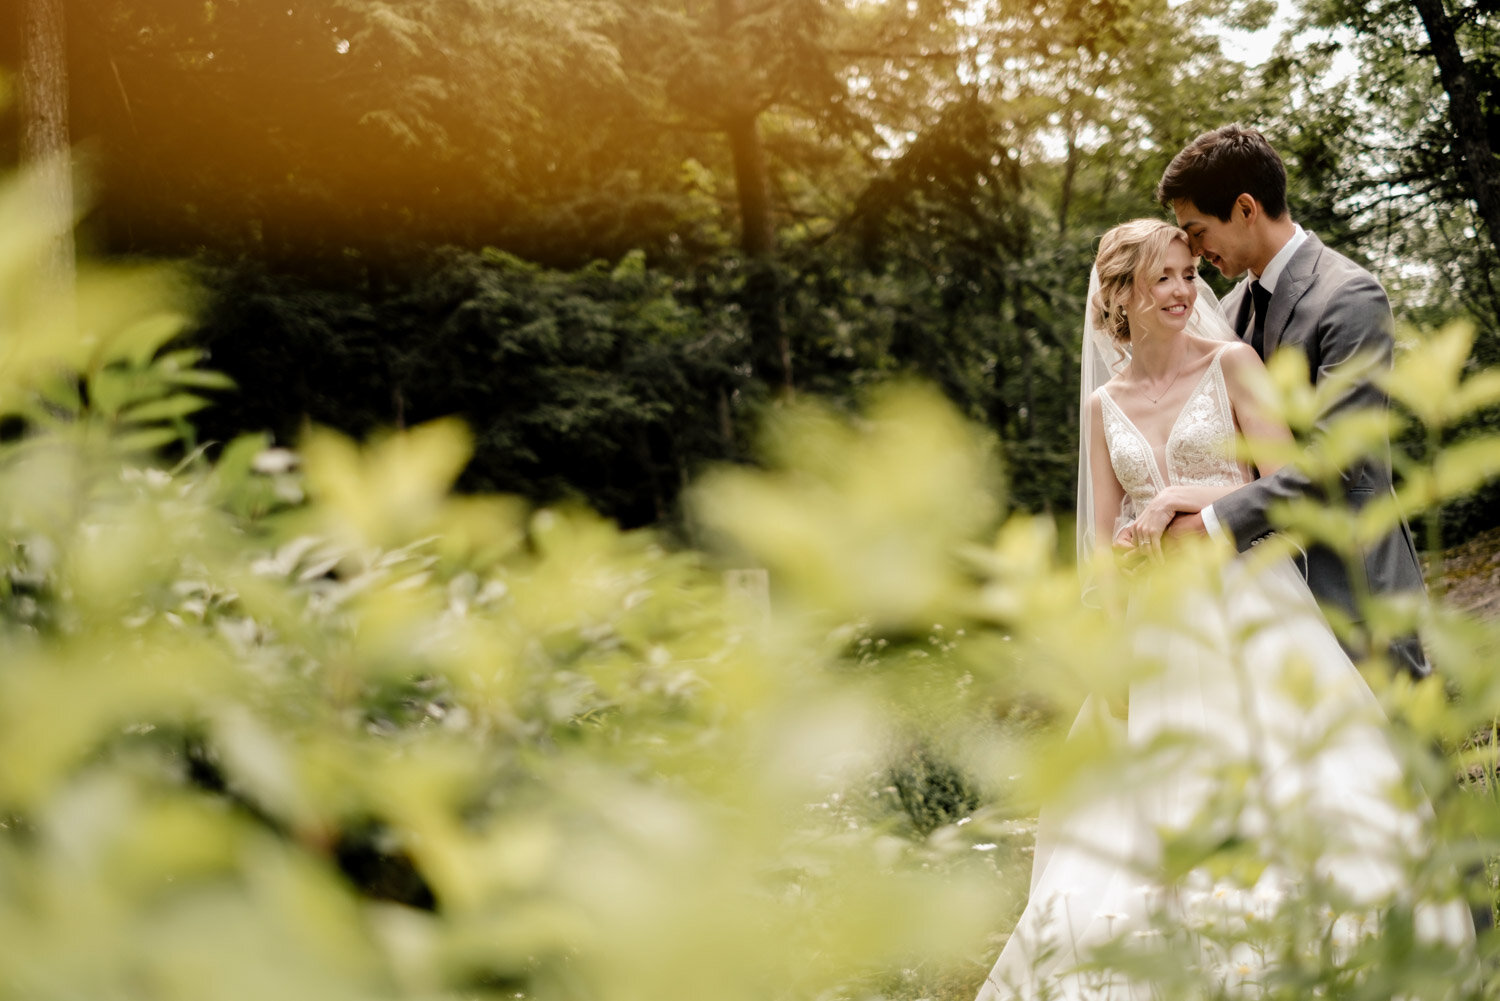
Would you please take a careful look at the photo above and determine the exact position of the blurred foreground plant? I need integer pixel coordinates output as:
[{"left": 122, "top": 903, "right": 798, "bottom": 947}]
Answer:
[
  {"left": 0, "top": 170, "right": 1016, "bottom": 1001},
  {"left": 3, "top": 154, "right": 1500, "bottom": 1001}
]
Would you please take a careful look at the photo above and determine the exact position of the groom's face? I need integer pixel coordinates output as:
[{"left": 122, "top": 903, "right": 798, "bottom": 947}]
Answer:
[{"left": 1172, "top": 198, "right": 1254, "bottom": 279}]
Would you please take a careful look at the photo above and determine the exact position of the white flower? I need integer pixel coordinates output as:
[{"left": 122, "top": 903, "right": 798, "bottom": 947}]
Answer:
[
  {"left": 251, "top": 447, "right": 298, "bottom": 474},
  {"left": 1253, "top": 883, "right": 1283, "bottom": 902}
]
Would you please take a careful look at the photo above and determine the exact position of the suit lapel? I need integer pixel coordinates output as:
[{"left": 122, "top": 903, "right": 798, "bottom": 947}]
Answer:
[{"left": 1263, "top": 233, "right": 1322, "bottom": 357}]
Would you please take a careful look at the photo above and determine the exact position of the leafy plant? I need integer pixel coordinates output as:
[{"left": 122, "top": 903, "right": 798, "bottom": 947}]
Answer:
[{"left": 4, "top": 162, "right": 1500, "bottom": 1001}]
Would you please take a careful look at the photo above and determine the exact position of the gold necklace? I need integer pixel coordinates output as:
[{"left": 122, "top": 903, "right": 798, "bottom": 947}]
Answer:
[
  {"left": 1130, "top": 321, "right": 1189, "bottom": 405},
  {"left": 1139, "top": 366, "right": 1183, "bottom": 404}
]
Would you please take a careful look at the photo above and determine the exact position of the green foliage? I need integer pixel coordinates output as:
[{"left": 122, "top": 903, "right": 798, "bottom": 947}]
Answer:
[
  {"left": 891, "top": 744, "right": 983, "bottom": 838},
  {"left": 187, "top": 222, "right": 1090, "bottom": 528},
  {"left": 190, "top": 248, "right": 752, "bottom": 527},
  {"left": 7, "top": 182, "right": 1500, "bottom": 1001},
  {"left": 1271, "top": 0, "right": 1500, "bottom": 337},
  {"left": 0, "top": 167, "right": 222, "bottom": 451},
  {"left": 9, "top": 0, "right": 1500, "bottom": 546},
  {"left": 57, "top": 0, "right": 668, "bottom": 262},
  {"left": 0, "top": 199, "right": 1020, "bottom": 999},
  {"left": 32, "top": 0, "right": 1457, "bottom": 537}
]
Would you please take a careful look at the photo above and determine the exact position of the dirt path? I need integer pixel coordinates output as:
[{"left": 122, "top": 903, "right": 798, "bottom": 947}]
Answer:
[{"left": 1432, "top": 526, "right": 1500, "bottom": 621}]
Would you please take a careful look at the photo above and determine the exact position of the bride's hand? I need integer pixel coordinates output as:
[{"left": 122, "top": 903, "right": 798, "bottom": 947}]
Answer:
[
  {"left": 1112, "top": 525, "right": 1148, "bottom": 573},
  {"left": 1127, "top": 489, "right": 1183, "bottom": 563}
]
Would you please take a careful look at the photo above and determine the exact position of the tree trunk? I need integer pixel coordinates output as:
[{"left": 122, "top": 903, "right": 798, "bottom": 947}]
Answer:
[
  {"left": 20, "top": 0, "right": 75, "bottom": 292},
  {"left": 724, "top": 109, "right": 775, "bottom": 260},
  {"left": 1057, "top": 106, "right": 1078, "bottom": 236},
  {"left": 716, "top": 0, "right": 791, "bottom": 393},
  {"left": 1413, "top": 0, "right": 1500, "bottom": 256}
]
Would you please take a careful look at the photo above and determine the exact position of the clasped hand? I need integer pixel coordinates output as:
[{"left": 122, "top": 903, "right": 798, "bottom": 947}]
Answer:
[{"left": 1112, "top": 488, "right": 1189, "bottom": 569}]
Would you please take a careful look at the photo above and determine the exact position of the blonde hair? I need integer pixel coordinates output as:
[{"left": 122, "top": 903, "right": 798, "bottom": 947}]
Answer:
[{"left": 1090, "top": 219, "right": 1194, "bottom": 344}]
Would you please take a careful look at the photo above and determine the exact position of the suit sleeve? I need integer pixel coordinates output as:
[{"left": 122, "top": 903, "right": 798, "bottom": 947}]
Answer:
[{"left": 1210, "top": 270, "right": 1394, "bottom": 550}]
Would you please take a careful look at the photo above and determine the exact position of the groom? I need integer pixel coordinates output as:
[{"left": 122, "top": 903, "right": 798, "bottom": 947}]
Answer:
[{"left": 1156, "top": 124, "right": 1430, "bottom": 680}]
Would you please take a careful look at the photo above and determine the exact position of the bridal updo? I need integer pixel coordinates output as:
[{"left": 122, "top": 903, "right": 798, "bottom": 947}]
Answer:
[{"left": 1090, "top": 219, "right": 1194, "bottom": 344}]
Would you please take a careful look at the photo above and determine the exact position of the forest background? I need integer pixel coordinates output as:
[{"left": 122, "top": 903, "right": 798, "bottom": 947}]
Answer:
[
  {"left": 7, "top": 0, "right": 1500, "bottom": 544},
  {"left": 6, "top": 3, "right": 1500, "bottom": 1001}
]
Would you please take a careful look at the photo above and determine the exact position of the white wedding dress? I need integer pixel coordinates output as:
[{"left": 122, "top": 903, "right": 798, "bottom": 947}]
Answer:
[{"left": 976, "top": 347, "right": 1472, "bottom": 1000}]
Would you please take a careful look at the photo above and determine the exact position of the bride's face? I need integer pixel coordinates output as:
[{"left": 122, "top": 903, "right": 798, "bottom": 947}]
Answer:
[{"left": 1132, "top": 240, "right": 1197, "bottom": 339}]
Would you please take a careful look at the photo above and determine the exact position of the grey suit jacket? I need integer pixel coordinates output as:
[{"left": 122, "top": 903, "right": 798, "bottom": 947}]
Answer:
[{"left": 1212, "top": 232, "right": 1429, "bottom": 678}]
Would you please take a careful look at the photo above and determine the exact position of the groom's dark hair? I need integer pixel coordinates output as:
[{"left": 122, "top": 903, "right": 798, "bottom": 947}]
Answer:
[{"left": 1156, "top": 124, "right": 1288, "bottom": 221}]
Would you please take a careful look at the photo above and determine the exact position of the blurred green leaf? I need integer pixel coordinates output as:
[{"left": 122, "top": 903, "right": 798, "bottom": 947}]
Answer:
[
  {"left": 0, "top": 167, "right": 1496, "bottom": 1001},
  {"left": 1385, "top": 321, "right": 1497, "bottom": 428},
  {"left": 114, "top": 426, "right": 184, "bottom": 453},
  {"left": 120, "top": 393, "right": 211, "bottom": 424}
]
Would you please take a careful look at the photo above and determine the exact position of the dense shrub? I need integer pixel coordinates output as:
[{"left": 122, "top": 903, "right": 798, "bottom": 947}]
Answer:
[
  {"left": 191, "top": 249, "right": 754, "bottom": 528},
  {"left": 187, "top": 228, "right": 1089, "bottom": 531},
  {"left": 7, "top": 169, "right": 1500, "bottom": 1001}
]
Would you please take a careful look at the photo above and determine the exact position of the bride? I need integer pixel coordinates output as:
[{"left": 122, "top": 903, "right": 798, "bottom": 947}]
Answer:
[{"left": 975, "top": 219, "right": 1473, "bottom": 1000}]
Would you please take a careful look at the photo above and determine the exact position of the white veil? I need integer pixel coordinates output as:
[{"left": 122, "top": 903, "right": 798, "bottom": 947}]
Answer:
[{"left": 1075, "top": 270, "right": 1237, "bottom": 573}]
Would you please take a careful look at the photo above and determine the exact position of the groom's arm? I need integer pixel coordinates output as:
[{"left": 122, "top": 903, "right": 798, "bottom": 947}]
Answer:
[{"left": 1209, "top": 271, "right": 1395, "bottom": 552}]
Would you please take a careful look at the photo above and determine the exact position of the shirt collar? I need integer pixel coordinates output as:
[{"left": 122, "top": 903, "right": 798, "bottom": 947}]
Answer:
[{"left": 1255, "top": 224, "right": 1306, "bottom": 293}]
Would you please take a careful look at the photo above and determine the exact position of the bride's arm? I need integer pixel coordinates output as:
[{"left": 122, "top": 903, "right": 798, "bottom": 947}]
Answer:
[
  {"left": 1220, "top": 340, "right": 1296, "bottom": 479},
  {"left": 1086, "top": 391, "right": 1129, "bottom": 552}
]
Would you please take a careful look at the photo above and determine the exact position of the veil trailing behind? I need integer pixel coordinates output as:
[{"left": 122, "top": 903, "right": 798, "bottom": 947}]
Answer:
[{"left": 978, "top": 268, "right": 1474, "bottom": 1001}]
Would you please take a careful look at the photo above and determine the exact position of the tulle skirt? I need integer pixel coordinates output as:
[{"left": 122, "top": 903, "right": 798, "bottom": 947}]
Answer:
[{"left": 976, "top": 553, "right": 1473, "bottom": 1001}]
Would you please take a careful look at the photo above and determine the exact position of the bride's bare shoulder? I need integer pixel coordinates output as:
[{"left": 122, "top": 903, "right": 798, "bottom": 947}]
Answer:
[
  {"left": 1213, "top": 339, "right": 1265, "bottom": 373},
  {"left": 1181, "top": 334, "right": 1240, "bottom": 358},
  {"left": 1094, "top": 375, "right": 1129, "bottom": 399},
  {"left": 1086, "top": 382, "right": 1120, "bottom": 423}
]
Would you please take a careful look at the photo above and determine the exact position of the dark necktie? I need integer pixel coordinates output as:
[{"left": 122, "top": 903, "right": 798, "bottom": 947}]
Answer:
[{"left": 1250, "top": 280, "right": 1271, "bottom": 358}]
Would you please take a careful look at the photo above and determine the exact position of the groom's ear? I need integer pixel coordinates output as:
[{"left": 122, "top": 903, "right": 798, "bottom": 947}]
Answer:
[{"left": 1233, "top": 192, "right": 1259, "bottom": 223}]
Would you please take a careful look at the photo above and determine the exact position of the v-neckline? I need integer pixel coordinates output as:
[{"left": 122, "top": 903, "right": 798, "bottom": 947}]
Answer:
[{"left": 1100, "top": 349, "right": 1226, "bottom": 488}]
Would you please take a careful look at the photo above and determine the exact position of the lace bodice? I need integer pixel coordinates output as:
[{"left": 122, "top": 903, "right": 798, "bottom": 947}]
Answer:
[{"left": 1099, "top": 348, "right": 1247, "bottom": 517}]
